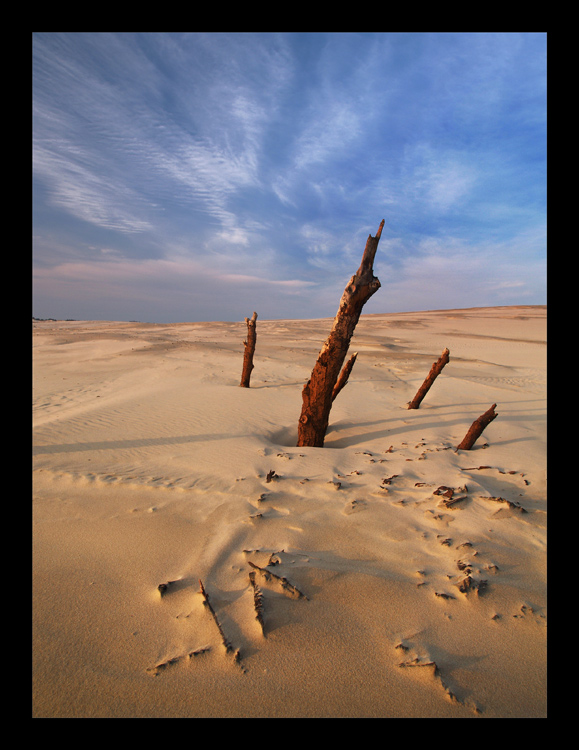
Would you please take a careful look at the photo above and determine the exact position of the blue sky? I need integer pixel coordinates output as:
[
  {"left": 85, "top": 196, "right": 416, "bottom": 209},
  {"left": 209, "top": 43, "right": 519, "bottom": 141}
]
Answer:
[{"left": 33, "top": 32, "right": 547, "bottom": 323}]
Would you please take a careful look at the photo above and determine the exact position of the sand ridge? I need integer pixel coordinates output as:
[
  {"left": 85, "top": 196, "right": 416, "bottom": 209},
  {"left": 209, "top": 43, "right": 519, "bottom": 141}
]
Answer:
[{"left": 32, "top": 306, "right": 546, "bottom": 718}]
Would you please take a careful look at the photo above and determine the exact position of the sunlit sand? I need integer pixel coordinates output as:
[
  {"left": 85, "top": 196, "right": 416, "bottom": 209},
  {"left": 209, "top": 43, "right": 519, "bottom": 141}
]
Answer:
[{"left": 32, "top": 306, "right": 546, "bottom": 718}]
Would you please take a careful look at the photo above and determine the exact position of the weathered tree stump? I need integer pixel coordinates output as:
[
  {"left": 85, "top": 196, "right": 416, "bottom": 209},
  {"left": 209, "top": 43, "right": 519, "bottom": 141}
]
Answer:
[
  {"left": 240, "top": 311, "right": 257, "bottom": 388},
  {"left": 297, "top": 221, "right": 384, "bottom": 447},
  {"left": 457, "top": 404, "right": 498, "bottom": 450},
  {"left": 407, "top": 347, "right": 450, "bottom": 409}
]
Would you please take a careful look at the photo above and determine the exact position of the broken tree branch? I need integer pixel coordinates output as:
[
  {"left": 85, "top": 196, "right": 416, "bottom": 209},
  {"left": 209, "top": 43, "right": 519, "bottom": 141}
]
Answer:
[
  {"left": 407, "top": 348, "right": 450, "bottom": 409},
  {"left": 297, "top": 221, "right": 384, "bottom": 447},
  {"left": 240, "top": 311, "right": 257, "bottom": 388},
  {"left": 457, "top": 404, "right": 498, "bottom": 450},
  {"left": 332, "top": 352, "right": 358, "bottom": 401}
]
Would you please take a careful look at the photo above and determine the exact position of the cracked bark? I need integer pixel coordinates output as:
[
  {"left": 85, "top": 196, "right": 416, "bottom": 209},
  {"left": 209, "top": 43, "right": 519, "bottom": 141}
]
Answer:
[{"left": 240, "top": 311, "right": 257, "bottom": 388}]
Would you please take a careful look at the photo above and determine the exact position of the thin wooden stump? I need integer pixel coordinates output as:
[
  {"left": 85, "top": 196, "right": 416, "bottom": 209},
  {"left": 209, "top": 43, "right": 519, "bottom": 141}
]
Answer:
[
  {"left": 240, "top": 311, "right": 257, "bottom": 388},
  {"left": 297, "top": 221, "right": 384, "bottom": 447},
  {"left": 457, "top": 404, "right": 498, "bottom": 450},
  {"left": 332, "top": 352, "right": 358, "bottom": 401},
  {"left": 407, "top": 347, "right": 450, "bottom": 409}
]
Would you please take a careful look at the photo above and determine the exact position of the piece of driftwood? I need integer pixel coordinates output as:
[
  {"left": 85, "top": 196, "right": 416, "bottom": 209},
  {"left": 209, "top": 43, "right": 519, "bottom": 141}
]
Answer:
[
  {"left": 398, "top": 658, "right": 464, "bottom": 708},
  {"left": 240, "top": 311, "right": 257, "bottom": 388},
  {"left": 482, "top": 496, "right": 527, "bottom": 513},
  {"left": 399, "top": 657, "right": 438, "bottom": 670},
  {"left": 433, "top": 485, "right": 468, "bottom": 509},
  {"left": 438, "top": 493, "right": 468, "bottom": 509},
  {"left": 407, "top": 348, "right": 450, "bottom": 409},
  {"left": 198, "top": 579, "right": 241, "bottom": 662},
  {"left": 247, "top": 560, "right": 307, "bottom": 600},
  {"left": 146, "top": 656, "right": 182, "bottom": 675},
  {"left": 248, "top": 570, "right": 266, "bottom": 636},
  {"left": 332, "top": 352, "right": 358, "bottom": 401},
  {"left": 297, "top": 221, "right": 384, "bottom": 447},
  {"left": 146, "top": 646, "right": 211, "bottom": 675},
  {"left": 457, "top": 404, "right": 498, "bottom": 450}
]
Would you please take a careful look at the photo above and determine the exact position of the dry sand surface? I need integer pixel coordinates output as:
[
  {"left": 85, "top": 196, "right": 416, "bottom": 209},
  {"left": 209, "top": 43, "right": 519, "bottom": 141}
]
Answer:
[{"left": 32, "top": 306, "right": 547, "bottom": 718}]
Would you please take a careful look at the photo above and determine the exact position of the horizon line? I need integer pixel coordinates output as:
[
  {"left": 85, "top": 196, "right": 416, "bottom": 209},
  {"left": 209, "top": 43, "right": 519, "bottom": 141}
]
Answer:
[{"left": 32, "top": 303, "right": 547, "bottom": 326}]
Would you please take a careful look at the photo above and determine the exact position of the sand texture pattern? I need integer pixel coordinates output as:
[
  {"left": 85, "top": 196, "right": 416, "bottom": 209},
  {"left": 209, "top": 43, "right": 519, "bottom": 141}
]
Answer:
[{"left": 33, "top": 306, "right": 546, "bottom": 718}]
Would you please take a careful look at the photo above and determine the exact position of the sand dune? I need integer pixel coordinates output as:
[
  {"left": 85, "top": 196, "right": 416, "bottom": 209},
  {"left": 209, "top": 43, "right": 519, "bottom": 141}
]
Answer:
[{"left": 32, "top": 306, "right": 546, "bottom": 718}]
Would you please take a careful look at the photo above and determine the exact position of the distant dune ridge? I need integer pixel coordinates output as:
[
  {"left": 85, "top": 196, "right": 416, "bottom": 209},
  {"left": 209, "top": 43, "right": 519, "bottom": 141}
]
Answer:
[{"left": 33, "top": 306, "right": 546, "bottom": 718}]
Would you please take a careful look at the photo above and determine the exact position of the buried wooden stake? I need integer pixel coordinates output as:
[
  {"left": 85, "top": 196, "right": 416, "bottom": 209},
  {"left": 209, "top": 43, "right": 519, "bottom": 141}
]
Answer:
[
  {"left": 297, "top": 221, "right": 384, "bottom": 447},
  {"left": 407, "top": 347, "right": 450, "bottom": 409},
  {"left": 240, "top": 311, "right": 257, "bottom": 388},
  {"left": 457, "top": 404, "right": 498, "bottom": 450}
]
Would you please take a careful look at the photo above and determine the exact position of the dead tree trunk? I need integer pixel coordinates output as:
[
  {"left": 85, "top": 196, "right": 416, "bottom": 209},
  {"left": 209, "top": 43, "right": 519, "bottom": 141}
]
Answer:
[
  {"left": 457, "top": 404, "right": 498, "bottom": 450},
  {"left": 332, "top": 352, "right": 358, "bottom": 402},
  {"left": 240, "top": 311, "right": 257, "bottom": 388},
  {"left": 297, "top": 220, "right": 384, "bottom": 447},
  {"left": 407, "top": 347, "right": 450, "bottom": 409}
]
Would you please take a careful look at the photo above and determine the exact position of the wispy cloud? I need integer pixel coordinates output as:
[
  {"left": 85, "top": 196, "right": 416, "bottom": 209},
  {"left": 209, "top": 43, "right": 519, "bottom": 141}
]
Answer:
[
  {"left": 404, "top": 146, "right": 478, "bottom": 214},
  {"left": 33, "top": 249, "right": 319, "bottom": 322},
  {"left": 33, "top": 144, "right": 155, "bottom": 233},
  {"left": 378, "top": 223, "right": 546, "bottom": 312},
  {"left": 33, "top": 32, "right": 546, "bottom": 322}
]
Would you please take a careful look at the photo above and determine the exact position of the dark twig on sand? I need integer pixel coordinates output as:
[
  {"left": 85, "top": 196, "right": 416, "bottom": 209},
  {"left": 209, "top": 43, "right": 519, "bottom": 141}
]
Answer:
[
  {"left": 198, "top": 579, "right": 242, "bottom": 664},
  {"left": 247, "top": 560, "right": 308, "bottom": 600}
]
